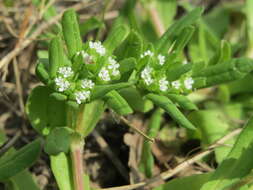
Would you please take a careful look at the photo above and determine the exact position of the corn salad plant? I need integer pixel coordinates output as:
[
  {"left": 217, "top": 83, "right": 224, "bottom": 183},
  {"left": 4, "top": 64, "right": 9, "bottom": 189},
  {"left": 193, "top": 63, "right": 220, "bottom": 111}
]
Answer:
[{"left": 1, "top": 1, "right": 253, "bottom": 190}]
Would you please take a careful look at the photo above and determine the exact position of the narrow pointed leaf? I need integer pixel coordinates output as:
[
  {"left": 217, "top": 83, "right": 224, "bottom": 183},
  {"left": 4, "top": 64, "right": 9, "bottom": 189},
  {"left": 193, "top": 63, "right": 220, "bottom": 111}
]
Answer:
[
  {"left": 155, "top": 7, "right": 203, "bottom": 53},
  {"left": 0, "top": 139, "right": 42, "bottom": 181},
  {"left": 35, "top": 63, "right": 49, "bottom": 84},
  {"left": 167, "top": 94, "right": 198, "bottom": 111},
  {"left": 146, "top": 93, "right": 196, "bottom": 130},
  {"left": 49, "top": 36, "right": 64, "bottom": 78},
  {"left": 103, "top": 25, "right": 130, "bottom": 53},
  {"left": 62, "top": 9, "right": 82, "bottom": 58},
  {"left": 104, "top": 90, "right": 133, "bottom": 115}
]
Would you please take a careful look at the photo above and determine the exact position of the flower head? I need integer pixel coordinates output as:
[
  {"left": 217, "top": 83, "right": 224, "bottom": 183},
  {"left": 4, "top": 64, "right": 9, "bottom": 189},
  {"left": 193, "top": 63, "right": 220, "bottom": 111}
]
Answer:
[
  {"left": 55, "top": 77, "right": 70, "bottom": 92},
  {"left": 108, "top": 57, "right": 120, "bottom": 76},
  {"left": 81, "top": 79, "right": 94, "bottom": 89},
  {"left": 184, "top": 77, "right": 194, "bottom": 90},
  {"left": 158, "top": 54, "right": 165, "bottom": 65},
  {"left": 172, "top": 80, "right": 181, "bottom": 89},
  {"left": 58, "top": 67, "right": 73, "bottom": 78},
  {"left": 140, "top": 50, "right": 154, "bottom": 58},
  {"left": 141, "top": 66, "right": 153, "bottom": 85},
  {"left": 89, "top": 41, "right": 106, "bottom": 56},
  {"left": 99, "top": 67, "right": 111, "bottom": 81},
  {"left": 159, "top": 77, "right": 169, "bottom": 92},
  {"left": 75, "top": 90, "right": 91, "bottom": 104}
]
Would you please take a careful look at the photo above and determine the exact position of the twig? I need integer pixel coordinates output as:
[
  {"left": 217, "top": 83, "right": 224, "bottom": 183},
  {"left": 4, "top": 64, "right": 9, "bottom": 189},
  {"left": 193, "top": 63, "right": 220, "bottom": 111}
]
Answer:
[
  {"left": 99, "top": 128, "right": 242, "bottom": 190},
  {"left": 120, "top": 116, "right": 154, "bottom": 142},
  {"left": 92, "top": 130, "right": 129, "bottom": 181},
  {"left": 0, "top": 0, "right": 100, "bottom": 70},
  {"left": 0, "top": 130, "right": 22, "bottom": 156}
]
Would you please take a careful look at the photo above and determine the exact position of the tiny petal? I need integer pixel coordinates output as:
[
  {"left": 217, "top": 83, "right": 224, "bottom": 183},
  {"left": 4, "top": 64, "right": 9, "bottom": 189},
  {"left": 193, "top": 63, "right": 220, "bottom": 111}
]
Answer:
[
  {"left": 141, "top": 66, "right": 153, "bottom": 85},
  {"left": 184, "top": 77, "right": 194, "bottom": 90},
  {"left": 58, "top": 67, "right": 73, "bottom": 78},
  {"left": 159, "top": 77, "right": 169, "bottom": 91},
  {"left": 172, "top": 80, "right": 181, "bottom": 89},
  {"left": 75, "top": 90, "right": 91, "bottom": 104},
  {"left": 55, "top": 77, "right": 70, "bottom": 92},
  {"left": 89, "top": 41, "right": 106, "bottom": 55},
  {"left": 140, "top": 50, "right": 154, "bottom": 58},
  {"left": 99, "top": 67, "right": 111, "bottom": 81},
  {"left": 158, "top": 54, "right": 165, "bottom": 65},
  {"left": 81, "top": 79, "right": 95, "bottom": 89}
]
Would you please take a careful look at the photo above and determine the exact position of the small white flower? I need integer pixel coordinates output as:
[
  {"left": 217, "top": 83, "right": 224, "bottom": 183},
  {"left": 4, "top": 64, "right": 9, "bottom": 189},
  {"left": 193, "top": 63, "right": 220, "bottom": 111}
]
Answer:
[
  {"left": 182, "top": 60, "right": 188, "bottom": 65},
  {"left": 172, "top": 80, "right": 181, "bottom": 89},
  {"left": 55, "top": 77, "right": 70, "bottom": 92},
  {"left": 89, "top": 41, "right": 106, "bottom": 55},
  {"left": 184, "top": 77, "right": 194, "bottom": 90},
  {"left": 81, "top": 51, "right": 93, "bottom": 64},
  {"left": 75, "top": 90, "right": 91, "bottom": 104},
  {"left": 108, "top": 57, "right": 120, "bottom": 76},
  {"left": 159, "top": 77, "right": 169, "bottom": 92},
  {"left": 158, "top": 54, "right": 165, "bottom": 65},
  {"left": 81, "top": 79, "right": 95, "bottom": 89},
  {"left": 140, "top": 50, "right": 154, "bottom": 58},
  {"left": 58, "top": 67, "right": 73, "bottom": 78},
  {"left": 141, "top": 66, "right": 153, "bottom": 85},
  {"left": 99, "top": 67, "right": 111, "bottom": 81}
]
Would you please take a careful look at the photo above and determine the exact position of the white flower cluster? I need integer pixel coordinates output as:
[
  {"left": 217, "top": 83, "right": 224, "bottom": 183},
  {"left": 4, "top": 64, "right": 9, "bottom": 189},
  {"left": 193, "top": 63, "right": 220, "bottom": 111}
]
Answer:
[
  {"left": 58, "top": 66, "right": 73, "bottom": 78},
  {"left": 141, "top": 66, "right": 153, "bottom": 85},
  {"left": 55, "top": 77, "right": 70, "bottom": 92},
  {"left": 108, "top": 57, "right": 120, "bottom": 76},
  {"left": 140, "top": 50, "right": 154, "bottom": 58},
  {"left": 75, "top": 91, "right": 91, "bottom": 104},
  {"left": 55, "top": 67, "right": 74, "bottom": 92},
  {"left": 99, "top": 67, "right": 111, "bottom": 81},
  {"left": 159, "top": 77, "right": 169, "bottom": 92},
  {"left": 158, "top": 54, "right": 165, "bottom": 65},
  {"left": 81, "top": 79, "right": 94, "bottom": 89},
  {"left": 171, "top": 80, "right": 181, "bottom": 89},
  {"left": 184, "top": 77, "right": 194, "bottom": 90},
  {"left": 89, "top": 41, "right": 106, "bottom": 56},
  {"left": 98, "top": 57, "right": 120, "bottom": 82}
]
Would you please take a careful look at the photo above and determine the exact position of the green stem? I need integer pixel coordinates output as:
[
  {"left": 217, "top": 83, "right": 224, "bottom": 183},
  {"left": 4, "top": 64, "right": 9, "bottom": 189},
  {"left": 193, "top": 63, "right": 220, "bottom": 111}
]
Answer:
[{"left": 68, "top": 105, "right": 86, "bottom": 190}]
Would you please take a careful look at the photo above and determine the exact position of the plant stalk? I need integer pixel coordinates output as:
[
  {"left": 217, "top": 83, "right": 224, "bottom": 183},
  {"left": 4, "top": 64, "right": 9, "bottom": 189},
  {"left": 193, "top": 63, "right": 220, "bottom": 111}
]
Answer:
[{"left": 70, "top": 139, "right": 85, "bottom": 190}]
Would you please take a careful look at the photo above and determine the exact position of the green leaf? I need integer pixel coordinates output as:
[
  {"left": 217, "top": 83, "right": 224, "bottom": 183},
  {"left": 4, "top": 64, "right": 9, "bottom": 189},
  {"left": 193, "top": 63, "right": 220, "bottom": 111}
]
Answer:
[
  {"left": 200, "top": 117, "right": 253, "bottom": 190},
  {"left": 91, "top": 82, "right": 133, "bottom": 100},
  {"left": 50, "top": 153, "right": 72, "bottom": 190},
  {"left": 79, "top": 17, "right": 104, "bottom": 36},
  {"left": 0, "top": 139, "right": 42, "bottom": 181},
  {"left": 188, "top": 110, "right": 235, "bottom": 163},
  {"left": 193, "top": 58, "right": 253, "bottom": 88},
  {"left": 172, "top": 26, "right": 195, "bottom": 55},
  {"left": 0, "top": 129, "right": 7, "bottom": 147},
  {"left": 146, "top": 93, "right": 196, "bottom": 130},
  {"left": 166, "top": 63, "right": 192, "bottom": 81},
  {"left": 167, "top": 94, "right": 198, "bottom": 111},
  {"left": 103, "top": 25, "right": 130, "bottom": 53},
  {"left": 6, "top": 170, "right": 41, "bottom": 190},
  {"left": 118, "top": 87, "right": 152, "bottom": 112},
  {"left": 81, "top": 100, "right": 105, "bottom": 137},
  {"left": 155, "top": 7, "right": 203, "bottom": 53},
  {"left": 62, "top": 9, "right": 82, "bottom": 58},
  {"left": 35, "top": 62, "right": 49, "bottom": 84},
  {"left": 154, "top": 173, "right": 212, "bottom": 190},
  {"left": 139, "top": 108, "right": 163, "bottom": 178},
  {"left": 48, "top": 36, "right": 65, "bottom": 78},
  {"left": 26, "top": 86, "right": 67, "bottom": 135},
  {"left": 115, "top": 30, "right": 143, "bottom": 60},
  {"left": 44, "top": 127, "right": 72, "bottom": 155},
  {"left": 50, "top": 92, "right": 67, "bottom": 101},
  {"left": 104, "top": 90, "right": 133, "bottom": 115}
]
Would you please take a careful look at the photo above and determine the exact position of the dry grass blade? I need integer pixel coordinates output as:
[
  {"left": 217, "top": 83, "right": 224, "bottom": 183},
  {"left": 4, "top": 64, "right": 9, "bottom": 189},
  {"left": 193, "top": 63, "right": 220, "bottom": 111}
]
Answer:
[{"left": 99, "top": 128, "right": 242, "bottom": 190}]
